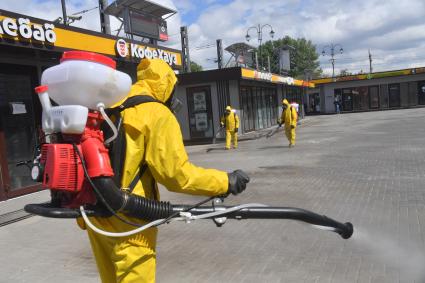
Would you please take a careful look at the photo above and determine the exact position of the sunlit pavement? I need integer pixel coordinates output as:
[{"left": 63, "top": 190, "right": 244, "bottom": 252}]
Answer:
[
  {"left": 157, "top": 108, "right": 425, "bottom": 283},
  {"left": 1, "top": 109, "right": 425, "bottom": 282}
]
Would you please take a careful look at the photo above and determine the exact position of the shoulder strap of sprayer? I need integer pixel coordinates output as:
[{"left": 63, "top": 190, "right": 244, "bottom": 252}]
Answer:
[{"left": 106, "top": 95, "right": 160, "bottom": 192}]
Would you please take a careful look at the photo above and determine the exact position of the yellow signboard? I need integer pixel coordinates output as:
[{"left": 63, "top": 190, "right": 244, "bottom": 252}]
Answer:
[
  {"left": 241, "top": 68, "right": 315, "bottom": 88},
  {"left": 0, "top": 10, "right": 182, "bottom": 68},
  {"left": 313, "top": 67, "right": 425, "bottom": 85}
]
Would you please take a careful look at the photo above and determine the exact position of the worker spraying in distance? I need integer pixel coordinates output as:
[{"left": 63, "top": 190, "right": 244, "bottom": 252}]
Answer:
[
  {"left": 220, "top": 106, "right": 239, "bottom": 150},
  {"left": 278, "top": 99, "right": 298, "bottom": 147}
]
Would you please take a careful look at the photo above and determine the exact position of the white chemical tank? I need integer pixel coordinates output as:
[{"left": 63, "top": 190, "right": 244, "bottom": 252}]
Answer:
[{"left": 41, "top": 51, "right": 131, "bottom": 110}]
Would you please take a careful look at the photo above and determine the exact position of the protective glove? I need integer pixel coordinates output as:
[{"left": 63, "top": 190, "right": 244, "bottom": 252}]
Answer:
[
  {"left": 235, "top": 128, "right": 238, "bottom": 133},
  {"left": 278, "top": 123, "right": 283, "bottom": 127},
  {"left": 227, "top": 170, "right": 250, "bottom": 195},
  {"left": 220, "top": 123, "right": 225, "bottom": 128},
  {"left": 291, "top": 125, "right": 295, "bottom": 129}
]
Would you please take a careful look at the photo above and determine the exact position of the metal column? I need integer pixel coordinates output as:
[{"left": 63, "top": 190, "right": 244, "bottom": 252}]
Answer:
[{"left": 180, "top": 26, "right": 191, "bottom": 73}]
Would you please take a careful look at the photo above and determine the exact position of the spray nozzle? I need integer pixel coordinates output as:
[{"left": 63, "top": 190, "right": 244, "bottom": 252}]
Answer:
[{"left": 336, "top": 222, "right": 354, "bottom": 239}]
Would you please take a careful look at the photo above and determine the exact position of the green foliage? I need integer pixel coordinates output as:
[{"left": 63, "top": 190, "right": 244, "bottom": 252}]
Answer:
[
  {"left": 190, "top": 61, "right": 203, "bottom": 72},
  {"left": 255, "top": 36, "right": 322, "bottom": 79},
  {"left": 339, "top": 69, "right": 353, "bottom": 76}
]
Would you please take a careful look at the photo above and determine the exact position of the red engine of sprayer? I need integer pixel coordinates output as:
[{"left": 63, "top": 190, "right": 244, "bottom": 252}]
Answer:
[{"left": 39, "top": 111, "right": 114, "bottom": 208}]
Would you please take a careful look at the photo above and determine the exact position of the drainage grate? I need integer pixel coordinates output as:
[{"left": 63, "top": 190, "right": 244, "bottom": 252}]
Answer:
[{"left": 0, "top": 209, "right": 34, "bottom": 227}]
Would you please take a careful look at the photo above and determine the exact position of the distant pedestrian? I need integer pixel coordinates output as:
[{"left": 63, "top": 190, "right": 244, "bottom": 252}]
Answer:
[
  {"left": 334, "top": 98, "right": 341, "bottom": 114},
  {"left": 220, "top": 106, "right": 239, "bottom": 150},
  {"left": 278, "top": 99, "right": 298, "bottom": 147}
]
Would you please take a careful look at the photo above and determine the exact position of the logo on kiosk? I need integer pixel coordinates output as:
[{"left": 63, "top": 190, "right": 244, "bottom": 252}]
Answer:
[
  {"left": 114, "top": 39, "right": 178, "bottom": 66},
  {"left": 254, "top": 70, "right": 273, "bottom": 81},
  {"left": 115, "top": 39, "right": 129, "bottom": 58}
]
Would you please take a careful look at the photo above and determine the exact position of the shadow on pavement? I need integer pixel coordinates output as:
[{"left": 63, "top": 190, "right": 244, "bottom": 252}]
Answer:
[
  {"left": 206, "top": 147, "right": 227, "bottom": 153},
  {"left": 257, "top": 145, "right": 288, "bottom": 150}
]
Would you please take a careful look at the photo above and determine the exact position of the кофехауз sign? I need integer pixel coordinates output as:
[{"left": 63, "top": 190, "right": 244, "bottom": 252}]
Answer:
[
  {"left": 0, "top": 9, "right": 182, "bottom": 69},
  {"left": 115, "top": 38, "right": 178, "bottom": 66}
]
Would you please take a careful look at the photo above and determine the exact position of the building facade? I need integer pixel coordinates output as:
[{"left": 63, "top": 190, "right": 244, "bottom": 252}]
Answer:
[
  {"left": 0, "top": 9, "right": 182, "bottom": 200},
  {"left": 309, "top": 68, "right": 425, "bottom": 114},
  {"left": 174, "top": 68, "right": 313, "bottom": 143}
]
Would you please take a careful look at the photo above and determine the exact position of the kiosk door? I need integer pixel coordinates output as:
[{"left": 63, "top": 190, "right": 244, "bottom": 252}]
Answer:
[{"left": 0, "top": 66, "right": 40, "bottom": 200}]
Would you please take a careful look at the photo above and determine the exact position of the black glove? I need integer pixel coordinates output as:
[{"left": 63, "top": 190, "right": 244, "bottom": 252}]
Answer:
[
  {"left": 291, "top": 125, "right": 295, "bottom": 129},
  {"left": 278, "top": 123, "right": 283, "bottom": 127},
  {"left": 227, "top": 170, "right": 250, "bottom": 195},
  {"left": 235, "top": 128, "right": 238, "bottom": 133}
]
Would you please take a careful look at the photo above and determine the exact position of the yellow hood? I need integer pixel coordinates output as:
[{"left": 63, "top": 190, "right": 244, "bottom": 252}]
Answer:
[
  {"left": 113, "top": 59, "right": 177, "bottom": 107},
  {"left": 282, "top": 99, "right": 289, "bottom": 106},
  {"left": 135, "top": 59, "right": 177, "bottom": 103}
]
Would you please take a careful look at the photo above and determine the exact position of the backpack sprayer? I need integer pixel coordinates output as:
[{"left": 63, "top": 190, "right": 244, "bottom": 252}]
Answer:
[{"left": 24, "top": 51, "right": 353, "bottom": 240}]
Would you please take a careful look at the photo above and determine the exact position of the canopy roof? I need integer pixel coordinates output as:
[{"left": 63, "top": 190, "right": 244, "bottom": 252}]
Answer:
[
  {"left": 105, "top": 0, "right": 177, "bottom": 18},
  {"left": 225, "top": 42, "right": 255, "bottom": 55}
]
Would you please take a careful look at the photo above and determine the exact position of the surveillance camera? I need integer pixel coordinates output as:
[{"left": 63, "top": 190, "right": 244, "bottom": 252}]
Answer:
[
  {"left": 68, "top": 15, "right": 82, "bottom": 20},
  {"left": 53, "top": 17, "right": 63, "bottom": 24}
]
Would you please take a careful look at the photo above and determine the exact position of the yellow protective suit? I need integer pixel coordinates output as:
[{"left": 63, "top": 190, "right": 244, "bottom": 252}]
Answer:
[
  {"left": 85, "top": 59, "right": 229, "bottom": 283},
  {"left": 279, "top": 99, "right": 298, "bottom": 146},
  {"left": 220, "top": 106, "right": 239, "bottom": 149}
]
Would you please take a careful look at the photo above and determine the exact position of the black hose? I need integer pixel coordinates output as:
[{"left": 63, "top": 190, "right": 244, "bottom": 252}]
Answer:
[
  {"left": 172, "top": 206, "right": 354, "bottom": 239},
  {"left": 72, "top": 143, "right": 173, "bottom": 225},
  {"left": 92, "top": 177, "right": 173, "bottom": 221}
]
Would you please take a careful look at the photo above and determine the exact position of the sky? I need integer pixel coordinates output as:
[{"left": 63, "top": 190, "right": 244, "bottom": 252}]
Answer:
[{"left": 1, "top": 0, "right": 425, "bottom": 76}]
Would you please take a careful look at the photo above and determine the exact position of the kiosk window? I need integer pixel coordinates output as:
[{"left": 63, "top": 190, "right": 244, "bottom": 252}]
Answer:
[{"left": 186, "top": 86, "right": 213, "bottom": 139}]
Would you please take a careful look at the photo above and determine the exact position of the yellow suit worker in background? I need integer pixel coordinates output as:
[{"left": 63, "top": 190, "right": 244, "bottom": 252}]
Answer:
[
  {"left": 220, "top": 106, "right": 240, "bottom": 150},
  {"left": 84, "top": 59, "right": 250, "bottom": 283},
  {"left": 279, "top": 99, "right": 298, "bottom": 147}
]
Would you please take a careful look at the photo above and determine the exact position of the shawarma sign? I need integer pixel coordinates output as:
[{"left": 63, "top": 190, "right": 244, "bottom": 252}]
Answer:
[
  {"left": 0, "top": 9, "right": 182, "bottom": 69},
  {"left": 0, "top": 16, "right": 56, "bottom": 43}
]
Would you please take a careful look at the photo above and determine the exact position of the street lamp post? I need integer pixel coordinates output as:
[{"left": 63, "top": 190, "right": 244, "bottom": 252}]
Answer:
[
  {"left": 245, "top": 24, "right": 275, "bottom": 71},
  {"left": 321, "top": 43, "right": 343, "bottom": 78}
]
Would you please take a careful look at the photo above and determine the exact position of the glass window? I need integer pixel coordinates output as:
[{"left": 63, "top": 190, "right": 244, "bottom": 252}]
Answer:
[
  {"left": 247, "top": 87, "right": 255, "bottom": 131},
  {"left": 380, "top": 84, "right": 389, "bottom": 108},
  {"left": 369, "top": 86, "right": 379, "bottom": 109},
  {"left": 240, "top": 87, "right": 248, "bottom": 132},
  {"left": 358, "top": 86, "right": 369, "bottom": 110},
  {"left": 265, "top": 90, "right": 272, "bottom": 127},
  {"left": 186, "top": 86, "right": 214, "bottom": 139},
  {"left": 255, "top": 87, "right": 261, "bottom": 130},
  {"left": 342, "top": 88, "right": 353, "bottom": 111},
  {"left": 260, "top": 88, "right": 267, "bottom": 129},
  {"left": 388, "top": 83, "right": 400, "bottom": 108},
  {"left": 418, "top": 81, "right": 425, "bottom": 105}
]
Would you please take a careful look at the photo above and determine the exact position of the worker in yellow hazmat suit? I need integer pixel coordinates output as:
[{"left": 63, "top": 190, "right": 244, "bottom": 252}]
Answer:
[
  {"left": 220, "top": 106, "right": 240, "bottom": 150},
  {"left": 83, "top": 59, "right": 249, "bottom": 283},
  {"left": 279, "top": 99, "right": 298, "bottom": 147}
]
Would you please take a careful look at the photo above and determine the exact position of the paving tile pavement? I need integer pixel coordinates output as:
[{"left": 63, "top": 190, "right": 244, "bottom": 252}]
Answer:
[{"left": 1, "top": 109, "right": 425, "bottom": 282}]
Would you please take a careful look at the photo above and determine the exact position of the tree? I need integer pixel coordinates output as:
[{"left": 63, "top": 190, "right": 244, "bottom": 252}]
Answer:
[
  {"left": 339, "top": 69, "right": 352, "bottom": 76},
  {"left": 190, "top": 61, "right": 203, "bottom": 72},
  {"left": 255, "top": 36, "right": 321, "bottom": 79}
]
